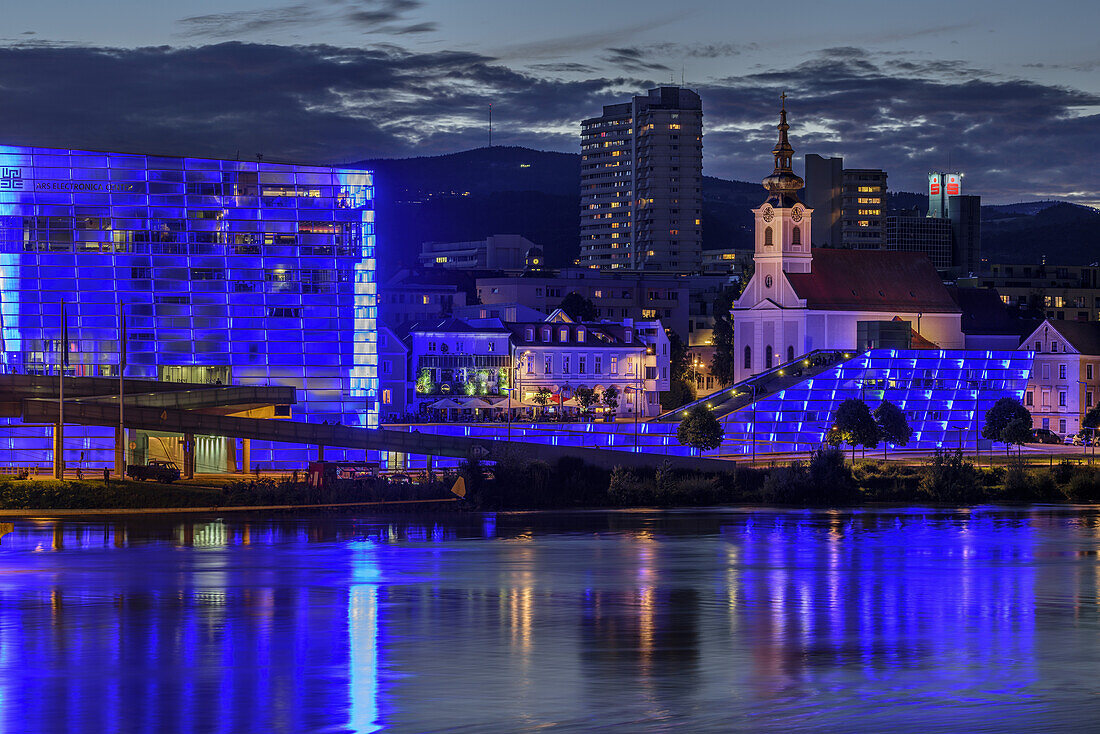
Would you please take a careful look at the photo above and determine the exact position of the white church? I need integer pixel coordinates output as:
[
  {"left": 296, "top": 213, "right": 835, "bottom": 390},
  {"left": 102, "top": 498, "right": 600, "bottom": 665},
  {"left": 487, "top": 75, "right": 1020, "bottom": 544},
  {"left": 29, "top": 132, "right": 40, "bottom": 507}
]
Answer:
[{"left": 733, "top": 101, "right": 964, "bottom": 383}]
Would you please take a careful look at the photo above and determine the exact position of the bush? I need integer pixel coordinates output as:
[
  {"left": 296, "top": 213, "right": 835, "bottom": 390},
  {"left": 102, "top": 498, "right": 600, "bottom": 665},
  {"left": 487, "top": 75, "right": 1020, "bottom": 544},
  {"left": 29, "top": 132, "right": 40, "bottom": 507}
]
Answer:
[
  {"left": 1065, "top": 468, "right": 1100, "bottom": 502},
  {"left": 761, "top": 448, "right": 859, "bottom": 505},
  {"left": 919, "top": 449, "right": 983, "bottom": 503}
]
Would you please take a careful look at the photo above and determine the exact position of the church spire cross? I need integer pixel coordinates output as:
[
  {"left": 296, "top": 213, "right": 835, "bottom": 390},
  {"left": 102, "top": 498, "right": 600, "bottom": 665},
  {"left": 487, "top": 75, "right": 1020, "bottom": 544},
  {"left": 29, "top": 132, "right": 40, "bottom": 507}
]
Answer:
[{"left": 762, "top": 93, "right": 803, "bottom": 198}]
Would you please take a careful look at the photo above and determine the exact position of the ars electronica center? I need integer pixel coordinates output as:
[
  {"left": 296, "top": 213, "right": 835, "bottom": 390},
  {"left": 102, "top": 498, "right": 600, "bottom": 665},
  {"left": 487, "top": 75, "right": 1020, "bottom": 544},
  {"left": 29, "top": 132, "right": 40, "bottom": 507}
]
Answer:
[{"left": 0, "top": 145, "right": 378, "bottom": 471}]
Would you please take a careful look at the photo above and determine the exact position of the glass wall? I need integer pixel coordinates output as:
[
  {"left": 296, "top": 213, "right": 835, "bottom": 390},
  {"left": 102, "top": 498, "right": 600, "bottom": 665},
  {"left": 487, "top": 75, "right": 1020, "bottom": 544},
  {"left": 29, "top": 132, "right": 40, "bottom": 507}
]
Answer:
[{"left": 0, "top": 145, "right": 378, "bottom": 470}]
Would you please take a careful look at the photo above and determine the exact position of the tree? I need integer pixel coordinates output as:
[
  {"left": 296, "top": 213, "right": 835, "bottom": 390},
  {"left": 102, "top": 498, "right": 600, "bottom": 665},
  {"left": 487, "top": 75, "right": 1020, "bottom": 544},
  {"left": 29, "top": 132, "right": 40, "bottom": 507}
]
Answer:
[
  {"left": 831, "top": 398, "right": 880, "bottom": 461},
  {"left": 873, "top": 400, "right": 912, "bottom": 459},
  {"left": 415, "top": 368, "right": 435, "bottom": 394},
  {"left": 709, "top": 286, "right": 740, "bottom": 385},
  {"left": 676, "top": 404, "right": 724, "bottom": 452},
  {"left": 575, "top": 386, "right": 598, "bottom": 418},
  {"left": 559, "top": 292, "right": 598, "bottom": 322},
  {"left": 531, "top": 387, "right": 552, "bottom": 416},
  {"left": 602, "top": 385, "right": 620, "bottom": 415},
  {"left": 1084, "top": 404, "right": 1100, "bottom": 430},
  {"left": 982, "top": 397, "right": 1032, "bottom": 456}
]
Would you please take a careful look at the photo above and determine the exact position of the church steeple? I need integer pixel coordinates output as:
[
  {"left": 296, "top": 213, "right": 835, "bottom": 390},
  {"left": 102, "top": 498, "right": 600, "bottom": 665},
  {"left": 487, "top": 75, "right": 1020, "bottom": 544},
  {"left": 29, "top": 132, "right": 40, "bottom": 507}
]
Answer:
[{"left": 762, "top": 93, "right": 804, "bottom": 201}]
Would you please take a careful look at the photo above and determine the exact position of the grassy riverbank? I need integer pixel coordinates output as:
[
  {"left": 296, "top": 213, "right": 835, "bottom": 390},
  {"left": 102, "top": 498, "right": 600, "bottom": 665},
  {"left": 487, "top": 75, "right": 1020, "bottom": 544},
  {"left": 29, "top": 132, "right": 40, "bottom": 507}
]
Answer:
[
  {"left": 4, "top": 449, "right": 1099, "bottom": 512},
  {"left": 463, "top": 449, "right": 1100, "bottom": 509},
  {"left": 0, "top": 476, "right": 455, "bottom": 512}
]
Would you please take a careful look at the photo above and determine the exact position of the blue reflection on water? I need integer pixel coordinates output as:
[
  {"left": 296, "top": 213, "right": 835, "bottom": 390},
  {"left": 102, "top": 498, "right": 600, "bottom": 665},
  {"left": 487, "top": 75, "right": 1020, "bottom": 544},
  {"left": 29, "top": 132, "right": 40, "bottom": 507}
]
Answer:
[{"left": 0, "top": 509, "right": 1098, "bottom": 732}]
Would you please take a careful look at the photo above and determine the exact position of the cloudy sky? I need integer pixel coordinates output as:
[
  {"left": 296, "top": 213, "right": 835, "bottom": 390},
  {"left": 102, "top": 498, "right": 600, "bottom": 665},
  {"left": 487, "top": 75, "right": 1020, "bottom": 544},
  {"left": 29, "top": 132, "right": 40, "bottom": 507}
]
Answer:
[{"left": 2, "top": 0, "right": 1098, "bottom": 204}]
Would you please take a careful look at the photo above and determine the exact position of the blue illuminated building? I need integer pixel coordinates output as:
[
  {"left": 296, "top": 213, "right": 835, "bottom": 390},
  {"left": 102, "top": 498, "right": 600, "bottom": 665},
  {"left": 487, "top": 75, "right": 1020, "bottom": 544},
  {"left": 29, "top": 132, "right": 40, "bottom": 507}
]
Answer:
[
  {"left": 0, "top": 144, "right": 378, "bottom": 471},
  {"left": 720, "top": 349, "right": 1035, "bottom": 454}
]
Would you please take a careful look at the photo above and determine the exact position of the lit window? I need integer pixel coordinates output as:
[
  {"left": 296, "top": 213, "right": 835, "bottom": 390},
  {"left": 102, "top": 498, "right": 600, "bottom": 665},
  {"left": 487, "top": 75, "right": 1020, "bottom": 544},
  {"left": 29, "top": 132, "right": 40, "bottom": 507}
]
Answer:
[
  {"left": 422, "top": 295, "right": 430, "bottom": 305},
  {"left": 382, "top": 389, "right": 392, "bottom": 405}
]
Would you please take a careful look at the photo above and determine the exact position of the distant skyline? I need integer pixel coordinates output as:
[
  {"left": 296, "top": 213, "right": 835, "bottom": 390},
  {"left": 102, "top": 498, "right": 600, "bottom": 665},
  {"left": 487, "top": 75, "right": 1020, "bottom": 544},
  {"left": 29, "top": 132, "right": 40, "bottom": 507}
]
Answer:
[{"left": 1, "top": 0, "right": 1097, "bottom": 205}]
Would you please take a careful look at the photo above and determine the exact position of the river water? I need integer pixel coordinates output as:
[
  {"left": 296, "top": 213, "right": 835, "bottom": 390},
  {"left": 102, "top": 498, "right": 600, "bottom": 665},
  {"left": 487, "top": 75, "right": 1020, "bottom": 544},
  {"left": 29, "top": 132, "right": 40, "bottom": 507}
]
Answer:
[{"left": 1, "top": 507, "right": 1099, "bottom": 733}]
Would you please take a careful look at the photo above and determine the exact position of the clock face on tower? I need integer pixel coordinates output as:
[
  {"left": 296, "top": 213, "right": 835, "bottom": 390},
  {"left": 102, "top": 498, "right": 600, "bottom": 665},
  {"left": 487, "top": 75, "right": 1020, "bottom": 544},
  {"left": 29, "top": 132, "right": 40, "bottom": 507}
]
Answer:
[
  {"left": 791, "top": 206, "right": 803, "bottom": 222},
  {"left": 761, "top": 206, "right": 774, "bottom": 222}
]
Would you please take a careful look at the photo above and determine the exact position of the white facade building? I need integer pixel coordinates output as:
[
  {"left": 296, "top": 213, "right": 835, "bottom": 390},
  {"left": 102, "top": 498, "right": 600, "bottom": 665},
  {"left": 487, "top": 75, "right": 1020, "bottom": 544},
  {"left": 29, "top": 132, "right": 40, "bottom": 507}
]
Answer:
[
  {"left": 509, "top": 311, "right": 670, "bottom": 418},
  {"left": 1019, "top": 319, "right": 1100, "bottom": 438}
]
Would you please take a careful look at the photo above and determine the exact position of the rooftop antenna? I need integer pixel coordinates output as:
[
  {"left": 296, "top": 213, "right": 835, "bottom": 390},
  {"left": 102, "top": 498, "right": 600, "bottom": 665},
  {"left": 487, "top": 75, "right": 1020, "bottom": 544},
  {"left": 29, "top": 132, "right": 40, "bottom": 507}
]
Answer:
[
  {"left": 488, "top": 103, "right": 492, "bottom": 148},
  {"left": 681, "top": 65, "right": 685, "bottom": 86}
]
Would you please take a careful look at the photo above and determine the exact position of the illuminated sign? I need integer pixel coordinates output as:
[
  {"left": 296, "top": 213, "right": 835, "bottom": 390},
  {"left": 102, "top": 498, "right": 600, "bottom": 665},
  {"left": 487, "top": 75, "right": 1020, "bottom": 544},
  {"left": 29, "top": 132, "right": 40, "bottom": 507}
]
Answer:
[
  {"left": 946, "top": 174, "right": 960, "bottom": 196},
  {"left": 929, "top": 174, "right": 940, "bottom": 196},
  {"left": 0, "top": 166, "right": 137, "bottom": 193}
]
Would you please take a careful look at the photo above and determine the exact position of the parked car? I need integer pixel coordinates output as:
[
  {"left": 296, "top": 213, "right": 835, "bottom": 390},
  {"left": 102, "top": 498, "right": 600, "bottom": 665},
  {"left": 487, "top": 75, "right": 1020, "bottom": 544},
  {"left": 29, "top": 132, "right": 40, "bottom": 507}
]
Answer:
[
  {"left": 126, "top": 460, "right": 181, "bottom": 483},
  {"left": 1072, "top": 431, "right": 1095, "bottom": 446},
  {"left": 1029, "top": 428, "right": 1062, "bottom": 445}
]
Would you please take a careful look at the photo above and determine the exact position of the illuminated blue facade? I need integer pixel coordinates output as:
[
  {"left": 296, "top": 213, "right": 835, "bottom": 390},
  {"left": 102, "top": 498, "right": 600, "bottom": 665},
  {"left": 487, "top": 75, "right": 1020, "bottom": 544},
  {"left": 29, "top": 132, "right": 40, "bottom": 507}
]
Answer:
[
  {"left": 0, "top": 145, "right": 378, "bottom": 470},
  {"left": 394, "top": 349, "right": 1034, "bottom": 465},
  {"left": 721, "top": 349, "right": 1035, "bottom": 454}
]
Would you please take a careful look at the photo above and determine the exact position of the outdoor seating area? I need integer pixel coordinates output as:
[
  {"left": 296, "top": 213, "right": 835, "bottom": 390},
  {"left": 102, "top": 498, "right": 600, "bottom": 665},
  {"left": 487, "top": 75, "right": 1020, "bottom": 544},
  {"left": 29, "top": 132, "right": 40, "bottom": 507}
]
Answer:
[{"left": 411, "top": 395, "right": 622, "bottom": 424}]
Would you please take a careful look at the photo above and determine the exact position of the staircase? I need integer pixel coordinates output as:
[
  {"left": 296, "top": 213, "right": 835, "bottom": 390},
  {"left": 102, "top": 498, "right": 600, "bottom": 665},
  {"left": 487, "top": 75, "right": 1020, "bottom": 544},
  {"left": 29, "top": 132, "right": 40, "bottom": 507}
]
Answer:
[{"left": 657, "top": 349, "right": 855, "bottom": 422}]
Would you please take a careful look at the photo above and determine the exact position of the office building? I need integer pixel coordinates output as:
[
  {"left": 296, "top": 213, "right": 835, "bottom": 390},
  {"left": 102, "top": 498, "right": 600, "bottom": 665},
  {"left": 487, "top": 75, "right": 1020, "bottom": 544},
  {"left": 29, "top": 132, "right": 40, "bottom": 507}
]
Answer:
[
  {"left": 578, "top": 86, "right": 703, "bottom": 271},
  {"left": 417, "top": 234, "right": 537, "bottom": 271},
  {"left": 980, "top": 262, "right": 1100, "bottom": 321},
  {"left": 0, "top": 144, "right": 378, "bottom": 470},
  {"left": 803, "top": 154, "right": 886, "bottom": 248},
  {"left": 886, "top": 209, "right": 954, "bottom": 268},
  {"left": 884, "top": 176, "right": 980, "bottom": 274}
]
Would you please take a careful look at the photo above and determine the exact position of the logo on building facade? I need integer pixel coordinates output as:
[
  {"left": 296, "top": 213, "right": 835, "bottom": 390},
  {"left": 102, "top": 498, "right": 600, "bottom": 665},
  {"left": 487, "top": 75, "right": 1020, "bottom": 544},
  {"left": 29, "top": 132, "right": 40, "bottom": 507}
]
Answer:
[{"left": 0, "top": 168, "right": 23, "bottom": 190}]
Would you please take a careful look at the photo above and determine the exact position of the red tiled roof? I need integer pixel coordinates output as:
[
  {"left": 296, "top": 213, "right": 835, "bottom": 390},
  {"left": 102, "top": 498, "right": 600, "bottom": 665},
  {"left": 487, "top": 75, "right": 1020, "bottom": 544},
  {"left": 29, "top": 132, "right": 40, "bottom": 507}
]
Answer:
[{"left": 785, "top": 249, "right": 960, "bottom": 313}]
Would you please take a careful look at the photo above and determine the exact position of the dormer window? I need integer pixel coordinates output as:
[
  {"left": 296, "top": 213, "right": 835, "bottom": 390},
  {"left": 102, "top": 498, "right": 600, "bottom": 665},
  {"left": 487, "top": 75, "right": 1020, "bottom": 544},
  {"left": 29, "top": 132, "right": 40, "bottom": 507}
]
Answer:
[
  {"left": 624, "top": 329, "right": 633, "bottom": 342},
  {"left": 525, "top": 327, "right": 534, "bottom": 341},
  {"left": 577, "top": 328, "right": 585, "bottom": 343},
  {"left": 541, "top": 327, "right": 551, "bottom": 342},
  {"left": 559, "top": 327, "right": 569, "bottom": 342}
]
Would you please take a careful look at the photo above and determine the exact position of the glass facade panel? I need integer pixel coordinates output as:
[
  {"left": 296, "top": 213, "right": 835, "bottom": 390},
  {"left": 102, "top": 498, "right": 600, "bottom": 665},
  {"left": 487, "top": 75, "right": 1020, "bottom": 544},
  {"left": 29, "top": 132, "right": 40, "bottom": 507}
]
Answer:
[{"left": 0, "top": 145, "right": 377, "bottom": 470}]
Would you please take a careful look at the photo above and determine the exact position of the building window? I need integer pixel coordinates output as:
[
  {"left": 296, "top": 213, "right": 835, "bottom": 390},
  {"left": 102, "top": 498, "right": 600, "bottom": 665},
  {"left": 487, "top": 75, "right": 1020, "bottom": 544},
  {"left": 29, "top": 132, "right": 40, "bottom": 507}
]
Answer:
[
  {"left": 541, "top": 328, "right": 551, "bottom": 342},
  {"left": 1035, "top": 341, "right": 1041, "bottom": 352},
  {"left": 765, "top": 345, "right": 773, "bottom": 369},
  {"left": 787, "top": 346, "right": 794, "bottom": 363},
  {"left": 1060, "top": 364, "right": 1067, "bottom": 380},
  {"left": 577, "top": 329, "right": 585, "bottom": 343},
  {"left": 1059, "top": 391, "right": 1067, "bottom": 407},
  {"left": 764, "top": 226, "right": 773, "bottom": 246},
  {"left": 1060, "top": 419, "right": 1067, "bottom": 433},
  {"left": 1052, "top": 341, "right": 1059, "bottom": 352},
  {"left": 1026, "top": 391, "right": 1033, "bottom": 406},
  {"left": 559, "top": 327, "right": 569, "bottom": 342},
  {"left": 595, "top": 356, "right": 602, "bottom": 374},
  {"left": 1088, "top": 364, "right": 1094, "bottom": 380},
  {"left": 1088, "top": 391, "right": 1094, "bottom": 408},
  {"left": 525, "top": 327, "right": 534, "bottom": 341},
  {"left": 382, "top": 389, "right": 392, "bottom": 405},
  {"left": 544, "top": 356, "right": 552, "bottom": 374},
  {"left": 792, "top": 227, "right": 801, "bottom": 246},
  {"left": 563, "top": 356, "right": 570, "bottom": 374},
  {"left": 428, "top": 341, "right": 436, "bottom": 352},
  {"left": 744, "top": 346, "right": 751, "bottom": 369},
  {"left": 382, "top": 360, "right": 392, "bottom": 375},
  {"left": 610, "top": 356, "right": 618, "bottom": 374},
  {"left": 488, "top": 341, "right": 495, "bottom": 352}
]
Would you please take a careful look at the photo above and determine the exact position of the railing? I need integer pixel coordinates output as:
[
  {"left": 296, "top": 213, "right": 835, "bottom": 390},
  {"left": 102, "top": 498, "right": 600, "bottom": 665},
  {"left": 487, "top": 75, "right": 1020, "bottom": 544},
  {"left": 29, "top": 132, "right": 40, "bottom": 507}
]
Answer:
[{"left": 656, "top": 349, "right": 855, "bottom": 421}]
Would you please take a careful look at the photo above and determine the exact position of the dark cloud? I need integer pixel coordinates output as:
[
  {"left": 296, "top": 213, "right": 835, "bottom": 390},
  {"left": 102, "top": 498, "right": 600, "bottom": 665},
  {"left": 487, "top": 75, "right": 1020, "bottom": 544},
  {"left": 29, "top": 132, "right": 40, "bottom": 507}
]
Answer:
[
  {"left": 700, "top": 49, "right": 1100, "bottom": 204},
  {"left": 0, "top": 42, "right": 630, "bottom": 162},
  {"left": 602, "top": 47, "right": 672, "bottom": 73},
  {"left": 0, "top": 41, "right": 1094, "bottom": 205},
  {"left": 178, "top": 0, "right": 434, "bottom": 38}
]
